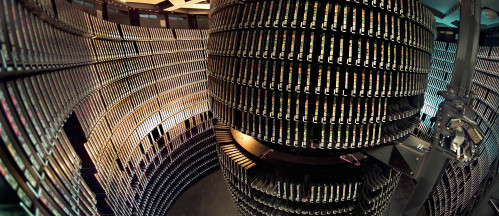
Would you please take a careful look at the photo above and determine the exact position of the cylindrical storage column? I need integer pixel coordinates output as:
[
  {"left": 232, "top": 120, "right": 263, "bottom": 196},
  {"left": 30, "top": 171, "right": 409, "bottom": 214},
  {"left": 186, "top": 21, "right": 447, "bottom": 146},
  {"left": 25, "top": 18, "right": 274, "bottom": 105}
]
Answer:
[
  {"left": 208, "top": 0, "right": 435, "bottom": 149},
  {"left": 208, "top": 0, "right": 436, "bottom": 215},
  {"left": 215, "top": 123, "right": 402, "bottom": 215}
]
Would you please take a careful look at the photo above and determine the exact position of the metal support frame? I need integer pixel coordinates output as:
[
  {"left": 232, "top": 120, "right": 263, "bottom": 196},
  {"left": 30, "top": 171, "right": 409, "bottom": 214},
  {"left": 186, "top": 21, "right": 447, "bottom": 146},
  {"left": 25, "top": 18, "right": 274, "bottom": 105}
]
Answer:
[
  {"left": 364, "top": 0, "right": 483, "bottom": 215},
  {"left": 429, "top": 0, "right": 483, "bottom": 167},
  {"left": 401, "top": 148, "right": 449, "bottom": 216},
  {"left": 447, "top": 0, "right": 482, "bottom": 97},
  {"left": 361, "top": 135, "right": 445, "bottom": 216},
  {"left": 362, "top": 135, "right": 431, "bottom": 179},
  {"left": 402, "top": 0, "right": 482, "bottom": 215}
]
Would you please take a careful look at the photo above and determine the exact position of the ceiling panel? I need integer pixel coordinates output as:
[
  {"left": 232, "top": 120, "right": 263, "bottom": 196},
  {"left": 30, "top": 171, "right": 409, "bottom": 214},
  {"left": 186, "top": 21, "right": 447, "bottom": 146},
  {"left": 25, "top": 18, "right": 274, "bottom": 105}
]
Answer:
[
  {"left": 164, "top": 0, "right": 208, "bottom": 11},
  {"left": 118, "top": 0, "right": 210, "bottom": 12},
  {"left": 422, "top": 0, "right": 499, "bottom": 29},
  {"left": 122, "top": 0, "right": 164, "bottom": 4},
  {"left": 118, "top": 0, "right": 498, "bottom": 27},
  {"left": 420, "top": 0, "right": 458, "bottom": 13},
  {"left": 180, "top": 3, "right": 210, "bottom": 10}
]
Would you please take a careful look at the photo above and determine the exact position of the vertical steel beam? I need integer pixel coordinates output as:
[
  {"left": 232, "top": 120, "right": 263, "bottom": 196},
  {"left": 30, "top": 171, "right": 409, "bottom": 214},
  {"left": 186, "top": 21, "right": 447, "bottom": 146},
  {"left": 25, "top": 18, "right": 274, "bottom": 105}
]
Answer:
[
  {"left": 402, "top": 0, "right": 482, "bottom": 215},
  {"left": 448, "top": 0, "right": 482, "bottom": 97},
  {"left": 402, "top": 147, "right": 448, "bottom": 216}
]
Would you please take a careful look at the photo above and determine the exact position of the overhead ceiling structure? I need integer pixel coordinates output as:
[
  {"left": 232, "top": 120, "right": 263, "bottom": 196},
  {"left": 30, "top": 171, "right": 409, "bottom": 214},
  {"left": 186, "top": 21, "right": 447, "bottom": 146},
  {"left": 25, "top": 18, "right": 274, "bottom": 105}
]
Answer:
[
  {"left": 118, "top": 0, "right": 210, "bottom": 14},
  {"left": 421, "top": 0, "right": 499, "bottom": 29},
  {"left": 114, "top": 0, "right": 498, "bottom": 25},
  {"left": 162, "top": 0, "right": 209, "bottom": 11}
]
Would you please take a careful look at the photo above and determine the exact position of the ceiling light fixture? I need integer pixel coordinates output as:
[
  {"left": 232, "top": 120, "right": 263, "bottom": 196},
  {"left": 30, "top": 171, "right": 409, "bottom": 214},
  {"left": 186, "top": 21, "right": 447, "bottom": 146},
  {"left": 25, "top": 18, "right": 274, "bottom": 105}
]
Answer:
[{"left": 164, "top": 0, "right": 207, "bottom": 11}]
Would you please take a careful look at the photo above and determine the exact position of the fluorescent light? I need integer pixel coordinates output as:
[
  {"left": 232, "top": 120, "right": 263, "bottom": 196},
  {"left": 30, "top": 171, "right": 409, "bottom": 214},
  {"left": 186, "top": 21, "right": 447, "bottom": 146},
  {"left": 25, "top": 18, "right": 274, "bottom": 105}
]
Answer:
[
  {"left": 180, "top": 3, "right": 209, "bottom": 10},
  {"left": 164, "top": 0, "right": 206, "bottom": 11},
  {"left": 122, "top": 0, "right": 165, "bottom": 4}
]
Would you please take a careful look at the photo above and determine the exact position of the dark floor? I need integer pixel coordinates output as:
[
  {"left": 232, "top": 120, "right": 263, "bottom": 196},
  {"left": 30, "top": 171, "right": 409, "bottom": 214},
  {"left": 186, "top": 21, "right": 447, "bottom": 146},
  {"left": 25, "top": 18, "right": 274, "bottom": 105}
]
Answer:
[
  {"left": 387, "top": 174, "right": 418, "bottom": 216},
  {"left": 168, "top": 168, "right": 417, "bottom": 216},
  {"left": 167, "top": 169, "right": 238, "bottom": 216}
]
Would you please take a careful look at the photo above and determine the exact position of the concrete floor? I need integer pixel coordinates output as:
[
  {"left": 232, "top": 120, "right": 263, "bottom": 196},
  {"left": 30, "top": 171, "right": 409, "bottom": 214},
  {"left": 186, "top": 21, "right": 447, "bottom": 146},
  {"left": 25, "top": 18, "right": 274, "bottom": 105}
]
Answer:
[{"left": 167, "top": 169, "right": 238, "bottom": 216}]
